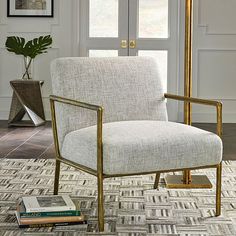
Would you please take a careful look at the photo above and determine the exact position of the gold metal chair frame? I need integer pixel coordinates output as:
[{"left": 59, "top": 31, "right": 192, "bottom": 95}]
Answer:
[{"left": 50, "top": 93, "right": 222, "bottom": 232}]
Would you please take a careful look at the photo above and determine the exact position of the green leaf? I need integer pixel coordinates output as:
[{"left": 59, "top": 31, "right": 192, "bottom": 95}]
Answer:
[
  {"left": 5, "top": 36, "right": 27, "bottom": 56},
  {"left": 25, "top": 35, "right": 53, "bottom": 59},
  {"left": 5, "top": 35, "right": 52, "bottom": 59}
]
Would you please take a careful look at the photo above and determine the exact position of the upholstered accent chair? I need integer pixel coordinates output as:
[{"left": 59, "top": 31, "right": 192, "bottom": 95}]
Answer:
[{"left": 50, "top": 57, "right": 223, "bottom": 232}]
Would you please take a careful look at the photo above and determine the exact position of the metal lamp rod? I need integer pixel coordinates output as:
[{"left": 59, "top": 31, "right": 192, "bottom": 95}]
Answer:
[{"left": 183, "top": 0, "right": 193, "bottom": 184}]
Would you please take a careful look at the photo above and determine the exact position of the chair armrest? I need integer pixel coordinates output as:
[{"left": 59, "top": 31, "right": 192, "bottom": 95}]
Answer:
[
  {"left": 49, "top": 95, "right": 103, "bottom": 175},
  {"left": 164, "top": 93, "right": 222, "bottom": 137},
  {"left": 50, "top": 95, "right": 103, "bottom": 111}
]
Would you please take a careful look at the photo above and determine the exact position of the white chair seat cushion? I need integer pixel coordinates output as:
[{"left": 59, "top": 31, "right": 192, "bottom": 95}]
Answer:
[{"left": 61, "top": 121, "right": 222, "bottom": 175}]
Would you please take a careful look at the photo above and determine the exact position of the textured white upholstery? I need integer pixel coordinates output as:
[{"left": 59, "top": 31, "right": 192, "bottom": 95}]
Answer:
[
  {"left": 61, "top": 121, "right": 222, "bottom": 175},
  {"left": 51, "top": 57, "right": 167, "bottom": 148},
  {"left": 51, "top": 57, "right": 222, "bottom": 176},
  {"left": 51, "top": 57, "right": 223, "bottom": 230}
]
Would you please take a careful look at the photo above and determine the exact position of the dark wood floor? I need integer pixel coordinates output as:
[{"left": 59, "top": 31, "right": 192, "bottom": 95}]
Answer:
[
  {"left": 0, "top": 121, "right": 54, "bottom": 159},
  {"left": 194, "top": 123, "right": 236, "bottom": 161},
  {"left": 0, "top": 121, "right": 235, "bottom": 160}
]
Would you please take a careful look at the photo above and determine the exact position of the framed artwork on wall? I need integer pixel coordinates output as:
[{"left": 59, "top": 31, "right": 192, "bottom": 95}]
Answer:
[{"left": 7, "top": 0, "right": 54, "bottom": 17}]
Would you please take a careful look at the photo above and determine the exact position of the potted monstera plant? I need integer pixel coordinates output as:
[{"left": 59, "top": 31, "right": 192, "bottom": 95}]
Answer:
[{"left": 5, "top": 35, "right": 52, "bottom": 80}]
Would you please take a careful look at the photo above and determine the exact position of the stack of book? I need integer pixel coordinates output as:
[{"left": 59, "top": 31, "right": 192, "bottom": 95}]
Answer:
[{"left": 15, "top": 195, "right": 86, "bottom": 228}]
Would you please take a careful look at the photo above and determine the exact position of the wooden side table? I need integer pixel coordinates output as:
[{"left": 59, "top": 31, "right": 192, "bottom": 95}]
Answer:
[{"left": 8, "top": 80, "right": 46, "bottom": 127}]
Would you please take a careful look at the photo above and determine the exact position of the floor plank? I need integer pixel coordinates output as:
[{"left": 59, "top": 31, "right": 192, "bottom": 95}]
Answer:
[
  {"left": 0, "top": 121, "right": 54, "bottom": 159},
  {"left": 5, "top": 123, "right": 53, "bottom": 159},
  {"left": 0, "top": 128, "right": 42, "bottom": 158}
]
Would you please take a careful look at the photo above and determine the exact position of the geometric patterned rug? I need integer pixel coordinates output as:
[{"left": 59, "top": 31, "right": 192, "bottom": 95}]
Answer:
[{"left": 0, "top": 159, "right": 236, "bottom": 236}]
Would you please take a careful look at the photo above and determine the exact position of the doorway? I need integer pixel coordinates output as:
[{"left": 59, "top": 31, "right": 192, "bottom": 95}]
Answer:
[{"left": 79, "top": 0, "right": 180, "bottom": 119}]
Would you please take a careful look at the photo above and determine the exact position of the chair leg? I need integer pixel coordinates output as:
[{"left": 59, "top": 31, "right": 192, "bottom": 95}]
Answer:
[
  {"left": 53, "top": 159, "right": 61, "bottom": 195},
  {"left": 216, "top": 162, "right": 222, "bottom": 216},
  {"left": 154, "top": 172, "right": 161, "bottom": 189},
  {"left": 97, "top": 175, "right": 104, "bottom": 232}
]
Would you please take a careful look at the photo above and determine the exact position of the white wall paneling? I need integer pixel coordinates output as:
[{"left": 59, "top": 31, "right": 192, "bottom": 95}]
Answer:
[
  {"left": 197, "top": 49, "right": 236, "bottom": 100},
  {"left": 178, "top": 0, "right": 236, "bottom": 123},
  {"left": 1, "top": 0, "right": 235, "bottom": 123},
  {"left": 198, "top": 0, "right": 236, "bottom": 35},
  {"left": 0, "top": 0, "right": 78, "bottom": 120}
]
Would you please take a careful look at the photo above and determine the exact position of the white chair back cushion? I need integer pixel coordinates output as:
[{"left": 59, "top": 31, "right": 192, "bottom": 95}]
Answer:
[{"left": 51, "top": 57, "right": 168, "bottom": 148}]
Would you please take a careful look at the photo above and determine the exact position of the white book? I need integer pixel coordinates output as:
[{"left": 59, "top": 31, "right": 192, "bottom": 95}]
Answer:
[{"left": 22, "top": 195, "right": 76, "bottom": 213}]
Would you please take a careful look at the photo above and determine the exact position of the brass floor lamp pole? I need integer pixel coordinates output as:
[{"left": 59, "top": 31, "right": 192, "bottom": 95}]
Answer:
[
  {"left": 183, "top": 0, "right": 193, "bottom": 185},
  {"left": 165, "top": 0, "right": 212, "bottom": 188}
]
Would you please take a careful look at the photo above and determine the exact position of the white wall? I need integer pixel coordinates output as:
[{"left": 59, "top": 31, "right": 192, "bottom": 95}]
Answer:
[
  {"left": 179, "top": 0, "right": 236, "bottom": 123},
  {"left": 0, "top": 0, "right": 78, "bottom": 120},
  {"left": 0, "top": 0, "right": 235, "bottom": 123}
]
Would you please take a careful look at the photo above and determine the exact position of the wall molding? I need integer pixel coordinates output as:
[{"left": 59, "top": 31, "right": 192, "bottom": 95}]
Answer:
[
  {"left": 0, "top": 0, "right": 70, "bottom": 122},
  {"left": 3, "top": 1, "right": 60, "bottom": 33},
  {"left": 71, "top": 0, "right": 80, "bottom": 56},
  {"left": 195, "top": 48, "right": 236, "bottom": 100},
  {"left": 198, "top": 0, "right": 236, "bottom": 36}
]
